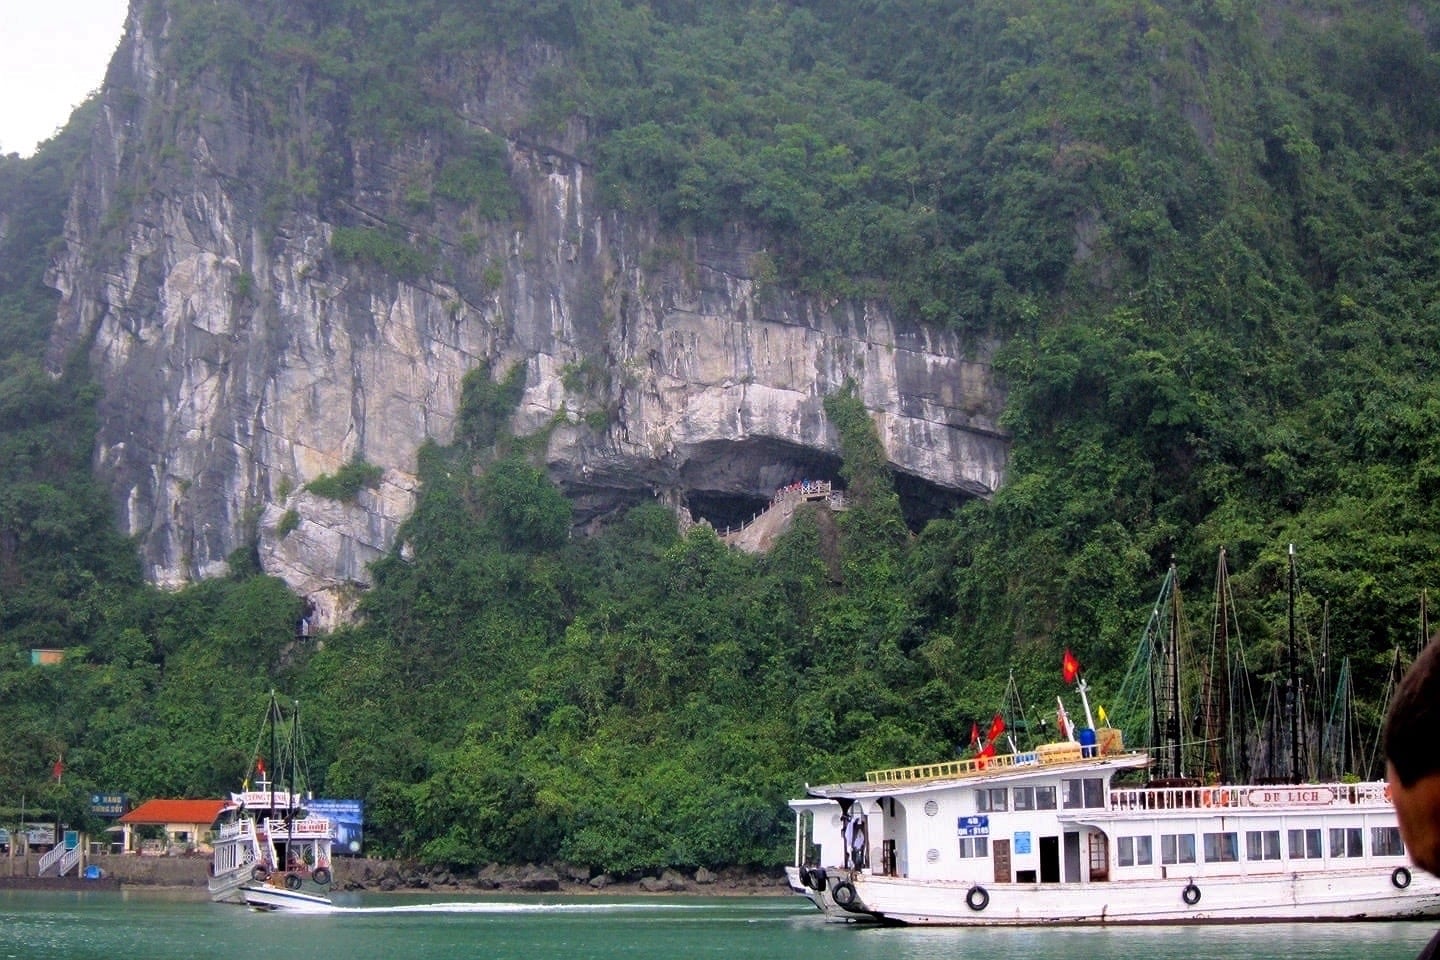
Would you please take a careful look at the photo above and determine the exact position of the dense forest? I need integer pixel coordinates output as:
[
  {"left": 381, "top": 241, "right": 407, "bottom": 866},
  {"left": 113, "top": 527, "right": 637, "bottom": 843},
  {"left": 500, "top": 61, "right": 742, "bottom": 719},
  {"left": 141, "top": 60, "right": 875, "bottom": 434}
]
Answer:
[{"left": 2, "top": 0, "right": 1439, "bottom": 873}]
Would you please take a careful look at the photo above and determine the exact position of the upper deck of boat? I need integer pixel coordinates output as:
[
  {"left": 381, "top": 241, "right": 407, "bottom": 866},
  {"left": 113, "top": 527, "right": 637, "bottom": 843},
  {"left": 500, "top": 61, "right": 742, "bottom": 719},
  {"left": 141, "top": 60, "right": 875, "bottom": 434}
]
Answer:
[
  {"left": 804, "top": 739, "right": 1151, "bottom": 797},
  {"left": 801, "top": 738, "right": 1391, "bottom": 814}
]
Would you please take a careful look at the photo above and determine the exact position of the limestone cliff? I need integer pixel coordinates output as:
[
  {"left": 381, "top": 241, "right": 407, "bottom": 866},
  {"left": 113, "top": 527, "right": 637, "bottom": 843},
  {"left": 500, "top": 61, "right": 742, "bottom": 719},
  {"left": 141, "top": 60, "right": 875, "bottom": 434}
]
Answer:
[{"left": 46, "top": 7, "right": 1008, "bottom": 628}]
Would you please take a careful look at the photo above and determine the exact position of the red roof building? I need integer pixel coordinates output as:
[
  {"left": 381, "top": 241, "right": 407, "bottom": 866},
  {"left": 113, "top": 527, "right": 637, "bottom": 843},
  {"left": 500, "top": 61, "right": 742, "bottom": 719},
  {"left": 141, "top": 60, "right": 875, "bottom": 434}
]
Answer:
[{"left": 116, "top": 799, "right": 229, "bottom": 855}]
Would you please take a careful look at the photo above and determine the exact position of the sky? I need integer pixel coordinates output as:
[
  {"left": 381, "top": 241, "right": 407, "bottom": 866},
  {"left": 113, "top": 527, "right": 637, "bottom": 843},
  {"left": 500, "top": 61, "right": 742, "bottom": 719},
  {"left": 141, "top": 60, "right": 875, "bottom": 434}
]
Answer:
[{"left": 1, "top": 0, "right": 130, "bottom": 157}]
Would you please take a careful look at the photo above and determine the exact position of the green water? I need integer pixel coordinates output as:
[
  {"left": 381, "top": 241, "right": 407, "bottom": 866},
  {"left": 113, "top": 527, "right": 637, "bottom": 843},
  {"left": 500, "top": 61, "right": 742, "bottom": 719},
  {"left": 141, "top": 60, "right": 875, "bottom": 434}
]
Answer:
[{"left": 0, "top": 890, "right": 1434, "bottom": 960}]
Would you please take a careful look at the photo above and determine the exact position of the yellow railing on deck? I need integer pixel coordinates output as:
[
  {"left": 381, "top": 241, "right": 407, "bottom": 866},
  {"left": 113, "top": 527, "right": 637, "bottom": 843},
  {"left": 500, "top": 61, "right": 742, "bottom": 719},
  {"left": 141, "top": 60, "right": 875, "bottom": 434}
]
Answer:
[{"left": 865, "top": 736, "right": 1116, "bottom": 785}]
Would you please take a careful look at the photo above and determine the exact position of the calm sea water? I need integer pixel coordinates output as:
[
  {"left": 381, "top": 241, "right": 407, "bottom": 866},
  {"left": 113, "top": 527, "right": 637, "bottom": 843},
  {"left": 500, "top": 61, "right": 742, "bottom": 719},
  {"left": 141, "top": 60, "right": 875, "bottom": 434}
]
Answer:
[{"left": 1, "top": 889, "right": 1434, "bottom": 960}]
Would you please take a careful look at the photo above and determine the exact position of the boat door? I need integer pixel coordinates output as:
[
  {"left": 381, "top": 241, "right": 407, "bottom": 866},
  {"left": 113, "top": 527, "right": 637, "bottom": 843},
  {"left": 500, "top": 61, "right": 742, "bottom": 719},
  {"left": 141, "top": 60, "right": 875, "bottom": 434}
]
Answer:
[
  {"left": 1087, "top": 832, "right": 1109, "bottom": 880},
  {"left": 1063, "top": 832, "right": 1082, "bottom": 882},
  {"left": 1039, "top": 836, "right": 1060, "bottom": 882},
  {"left": 992, "top": 838, "right": 1011, "bottom": 883}
]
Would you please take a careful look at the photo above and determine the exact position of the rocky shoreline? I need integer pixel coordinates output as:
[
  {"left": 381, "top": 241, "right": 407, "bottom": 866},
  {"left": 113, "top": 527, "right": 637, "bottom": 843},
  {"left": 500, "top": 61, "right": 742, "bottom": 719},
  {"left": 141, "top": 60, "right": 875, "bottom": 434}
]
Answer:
[{"left": 7, "top": 855, "right": 790, "bottom": 897}]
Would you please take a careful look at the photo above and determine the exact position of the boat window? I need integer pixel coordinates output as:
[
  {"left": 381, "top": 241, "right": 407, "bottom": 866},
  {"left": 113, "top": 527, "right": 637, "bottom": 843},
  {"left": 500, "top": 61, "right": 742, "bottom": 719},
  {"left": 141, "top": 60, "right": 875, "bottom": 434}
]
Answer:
[
  {"left": 1288, "top": 828, "right": 1322, "bottom": 859},
  {"left": 1013, "top": 787, "right": 1035, "bottom": 811},
  {"left": 1203, "top": 832, "right": 1240, "bottom": 862},
  {"left": 958, "top": 837, "right": 990, "bottom": 858},
  {"left": 1062, "top": 778, "right": 1105, "bottom": 809},
  {"left": 1329, "top": 827, "right": 1363, "bottom": 858},
  {"left": 976, "top": 788, "right": 1008, "bottom": 812},
  {"left": 1372, "top": 826, "right": 1404, "bottom": 857},
  {"left": 1035, "top": 786, "right": 1057, "bottom": 810},
  {"left": 1116, "top": 835, "right": 1153, "bottom": 867},
  {"left": 1161, "top": 833, "right": 1196, "bottom": 864},
  {"left": 1245, "top": 830, "right": 1281, "bottom": 861}
]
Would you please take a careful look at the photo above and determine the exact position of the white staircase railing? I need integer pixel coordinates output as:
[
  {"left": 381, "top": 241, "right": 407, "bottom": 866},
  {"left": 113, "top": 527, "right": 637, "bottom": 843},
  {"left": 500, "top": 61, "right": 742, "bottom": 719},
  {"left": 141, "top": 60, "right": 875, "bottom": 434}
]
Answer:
[{"left": 36, "top": 842, "right": 82, "bottom": 877}]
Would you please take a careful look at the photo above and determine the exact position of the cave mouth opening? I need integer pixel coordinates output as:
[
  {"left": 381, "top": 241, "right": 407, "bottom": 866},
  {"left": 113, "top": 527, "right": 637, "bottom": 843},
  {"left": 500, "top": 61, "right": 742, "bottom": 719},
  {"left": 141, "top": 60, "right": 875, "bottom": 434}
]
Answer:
[{"left": 676, "top": 439, "right": 975, "bottom": 535}]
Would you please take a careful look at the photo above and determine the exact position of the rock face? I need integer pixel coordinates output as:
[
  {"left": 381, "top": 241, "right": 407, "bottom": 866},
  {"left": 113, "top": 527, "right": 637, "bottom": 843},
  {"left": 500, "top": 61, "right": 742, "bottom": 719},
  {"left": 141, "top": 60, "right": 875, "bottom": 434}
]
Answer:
[{"left": 46, "top": 11, "right": 1008, "bottom": 627}]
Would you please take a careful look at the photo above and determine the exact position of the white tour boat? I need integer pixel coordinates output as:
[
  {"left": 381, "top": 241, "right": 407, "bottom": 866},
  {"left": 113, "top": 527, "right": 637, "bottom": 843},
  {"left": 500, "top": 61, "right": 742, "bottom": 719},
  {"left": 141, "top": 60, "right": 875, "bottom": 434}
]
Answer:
[
  {"left": 786, "top": 735, "right": 1440, "bottom": 924},
  {"left": 786, "top": 551, "right": 1440, "bottom": 925},
  {"left": 210, "top": 694, "right": 335, "bottom": 911}
]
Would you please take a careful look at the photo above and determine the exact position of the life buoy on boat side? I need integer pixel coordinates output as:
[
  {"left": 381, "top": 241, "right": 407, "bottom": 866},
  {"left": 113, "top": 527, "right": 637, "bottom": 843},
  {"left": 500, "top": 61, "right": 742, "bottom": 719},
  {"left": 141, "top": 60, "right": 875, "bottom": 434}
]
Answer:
[
  {"left": 966, "top": 885, "right": 990, "bottom": 911},
  {"left": 832, "top": 881, "right": 858, "bottom": 907},
  {"left": 313, "top": 866, "right": 332, "bottom": 886},
  {"left": 1182, "top": 883, "right": 1202, "bottom": 906},
  {"left": 251, "top": 864, "right": 270, "bottom": 882},
  {"left": 1393, "top": 866, "right": 1412, "bottom": 889},
  {"left": 284, "top": 873, "right": 303, "bottom": 891}
]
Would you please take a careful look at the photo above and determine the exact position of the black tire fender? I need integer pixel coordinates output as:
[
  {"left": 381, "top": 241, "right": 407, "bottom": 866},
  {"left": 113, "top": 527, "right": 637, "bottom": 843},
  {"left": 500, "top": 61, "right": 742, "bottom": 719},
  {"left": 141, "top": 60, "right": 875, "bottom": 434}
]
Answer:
[
  {"left": 1393, "top": 866, "right": 1412, "bottom": 889},
  {"left": 251, "top": 864, "right": 270, "bottom": 882},
  {"left": 832, "top": 880, "right": 858, "bottom": 907},
  {"left": 313, "top": 866, "right": 332, "bottom": 886},
  {"left": 966, "top": 885, "right": 990, "bottom": 911},
  {"left": 807, "top": 867, "right": 827, "bottom": 892},
  {"left": 1182, "top": 883, "right": 1201, "bottom": 906},
  {"left": 284, "top": 872, "right": 303, "bottom": 891}
]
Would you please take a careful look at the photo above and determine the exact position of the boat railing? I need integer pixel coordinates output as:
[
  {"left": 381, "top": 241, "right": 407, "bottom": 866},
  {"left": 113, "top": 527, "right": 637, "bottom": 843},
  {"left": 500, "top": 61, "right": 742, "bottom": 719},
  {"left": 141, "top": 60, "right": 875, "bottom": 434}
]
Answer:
[
  {"left": 866, "top": 739, "right": 1119, "bottom": 784},
  {"left": 262, "top": 816, "right": 333, "bottom": 838},
  {"left": 217, "top": 819, "right": 256, "bottom": 840},
  {"left": 1107, "top": 780, "right": 1389, "bottom": 812}
]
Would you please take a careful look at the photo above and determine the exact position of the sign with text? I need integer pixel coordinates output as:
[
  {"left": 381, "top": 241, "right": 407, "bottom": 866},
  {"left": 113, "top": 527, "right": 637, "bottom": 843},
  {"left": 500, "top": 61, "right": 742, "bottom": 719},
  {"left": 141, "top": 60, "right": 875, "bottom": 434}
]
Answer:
[
  {"left": 1014, "top": 831, "right": 1032, "bottom": 854},
  {"left": 957, "top": 815, "right": 990, "bottom": 837},
  {"left": 90, "top": 793, "right": 128, "bottom": 817},
  {"left": 24, "top": 823, "right": 55, "bottom": 846},
  {"left": 1246, "top": 787, "right": 1335, "bottom": 807}
]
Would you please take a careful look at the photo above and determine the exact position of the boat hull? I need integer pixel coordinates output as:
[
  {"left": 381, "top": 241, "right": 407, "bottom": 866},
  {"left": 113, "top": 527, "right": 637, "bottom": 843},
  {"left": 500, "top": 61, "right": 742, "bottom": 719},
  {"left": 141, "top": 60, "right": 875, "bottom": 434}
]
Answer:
[
  {"left": 242, "top": 884, "right": 334, "bottom": 912},
  {"left": 208, "top": 867, "right": 257, "bottom": 905},
  {"left": 785, "top": 866, "right": 877, "bottom": 923},
  {"left": 831, "top": 869, "right": 1440, "bottom": 925}
]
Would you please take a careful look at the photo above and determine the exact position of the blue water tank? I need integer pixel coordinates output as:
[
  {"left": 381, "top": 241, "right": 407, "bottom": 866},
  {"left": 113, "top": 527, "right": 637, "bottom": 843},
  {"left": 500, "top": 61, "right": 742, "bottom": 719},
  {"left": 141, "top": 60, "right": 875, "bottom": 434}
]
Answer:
[{"left": 1079, "top": 727, "right": 1098, "bottom": 758}]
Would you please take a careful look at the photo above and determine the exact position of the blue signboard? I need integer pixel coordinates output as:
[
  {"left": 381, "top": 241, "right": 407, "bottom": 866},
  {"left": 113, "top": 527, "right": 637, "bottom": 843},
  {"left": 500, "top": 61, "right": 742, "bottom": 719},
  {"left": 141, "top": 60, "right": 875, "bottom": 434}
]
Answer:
[
  {"left": 1014, "top": 831, "right": 1032, "bottom": 854},
  {"left": 90, "top": 793, "right": 127, "bottom": 817},
  {"left": 957, "top": 815, "right": 990, "bottom": 837},
  {"left": 306, "top": 799, "right": 364, "bottom": 855}
]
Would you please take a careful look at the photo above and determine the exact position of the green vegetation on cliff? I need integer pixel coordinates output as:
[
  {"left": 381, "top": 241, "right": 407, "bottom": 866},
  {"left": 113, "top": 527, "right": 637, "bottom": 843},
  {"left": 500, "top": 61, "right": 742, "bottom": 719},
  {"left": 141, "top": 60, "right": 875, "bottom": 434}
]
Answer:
[{"left": 1, "top": 0, "right": 1438, "bottom": 871}]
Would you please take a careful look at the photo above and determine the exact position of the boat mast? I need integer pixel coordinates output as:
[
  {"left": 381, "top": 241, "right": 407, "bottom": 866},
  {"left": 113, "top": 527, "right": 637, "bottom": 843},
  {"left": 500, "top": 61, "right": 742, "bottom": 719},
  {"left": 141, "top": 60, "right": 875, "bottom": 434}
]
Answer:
[
  {"left": 1203, "top": 547, "right": 1234, "bottom": 783},
  {"left": 268, "top": 691, "right": 279, "bottom": 811},
  {"left": 1287, "top": 544, "right": 1299, "bottom": 785},
  {"left": 289, "top": 700, "right": 298, "bottom": 871},
  {"left": 1168, "top": 559, "right": 1184, "bottom": 779}
]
